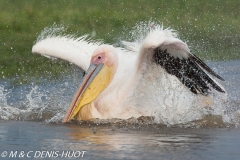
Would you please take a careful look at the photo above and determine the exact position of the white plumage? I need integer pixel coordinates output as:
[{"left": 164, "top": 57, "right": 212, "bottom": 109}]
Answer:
[{"left": 32, "top": 24, "right": 226, "bottom": 124}]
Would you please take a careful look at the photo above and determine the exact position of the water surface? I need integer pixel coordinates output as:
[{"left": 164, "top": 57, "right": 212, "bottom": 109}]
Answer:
[{"left": 0, "top": 60, "right": 240, "bottom": 159}]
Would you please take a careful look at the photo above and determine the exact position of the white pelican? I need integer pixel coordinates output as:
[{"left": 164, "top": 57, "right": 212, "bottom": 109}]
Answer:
[{"left": 32, "top": 24, "right": 226, "bottom": 124}]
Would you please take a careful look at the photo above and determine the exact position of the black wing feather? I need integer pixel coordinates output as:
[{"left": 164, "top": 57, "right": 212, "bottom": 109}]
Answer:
[
  {"left": 188, "top": 53, "right": 225, "bottom": 81},
  {"left": 152, "top": 48, "right": 225, "bottom": 95}
]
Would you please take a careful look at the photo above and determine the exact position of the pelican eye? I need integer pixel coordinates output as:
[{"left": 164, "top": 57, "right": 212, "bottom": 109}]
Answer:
[{"left": 98, "top": 56, "right": 101, "bottom": 59}]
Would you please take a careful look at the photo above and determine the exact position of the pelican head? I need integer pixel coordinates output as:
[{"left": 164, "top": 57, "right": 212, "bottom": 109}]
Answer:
[{"left": 63, "top": 45, "right": 118, "bottom": 122}]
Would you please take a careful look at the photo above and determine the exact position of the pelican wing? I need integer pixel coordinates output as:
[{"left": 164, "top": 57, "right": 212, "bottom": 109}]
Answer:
[
  {"left": 141, "top": 29, "right": 225, "bottom": 95},
  {"left": 32, "top": 35, "right": 102, "bottom": 71}
]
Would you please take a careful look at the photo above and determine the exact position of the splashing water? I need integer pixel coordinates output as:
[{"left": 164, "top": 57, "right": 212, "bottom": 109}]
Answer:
[
  {"left": 36, "top": 23, "right": 67, "bottom": 43},
  {"left": 0, "top": 71, "right": 81, "bottom": 122},
  {"left": 0, "top": 63, "right": 239, "bottom": 127},
  {"left": 1, "top": 22, "right": 240, "bottom": 128}
]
